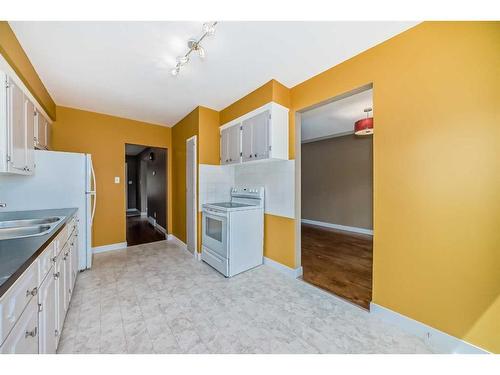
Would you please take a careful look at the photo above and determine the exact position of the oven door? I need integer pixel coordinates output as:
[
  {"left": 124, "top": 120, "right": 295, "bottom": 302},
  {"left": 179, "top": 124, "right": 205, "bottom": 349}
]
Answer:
[{"left": 202, "top": 208, "right": 228, "bottom": 259}]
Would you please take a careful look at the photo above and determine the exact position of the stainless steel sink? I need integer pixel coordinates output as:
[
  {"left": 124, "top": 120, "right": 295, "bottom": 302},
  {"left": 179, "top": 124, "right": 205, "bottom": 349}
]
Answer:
[{"left": 0, "top": 216, "right": 65, "bottom": 240}]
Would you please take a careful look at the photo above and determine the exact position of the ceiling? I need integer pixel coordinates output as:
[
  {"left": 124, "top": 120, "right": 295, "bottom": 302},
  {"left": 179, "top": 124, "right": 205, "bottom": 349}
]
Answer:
[
  {"left": 301, "top": 88, "right": 373, "bottom": 143},
  {"left": 10, "top": 21, "right": 417, "bottom": 126},
  {"left": 125, "top": 144, "right": 147, "bottom": 156}
]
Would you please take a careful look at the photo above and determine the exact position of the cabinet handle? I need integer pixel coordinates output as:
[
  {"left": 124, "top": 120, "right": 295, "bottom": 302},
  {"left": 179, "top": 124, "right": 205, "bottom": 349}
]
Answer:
[
  {"left": 25, "top": 327, "right": 37, "bottom": 338},
  {"left": 51, "top": 256, "right": 57, "bottom": 262},
  {"left": 249, "top": 154, "right": 252, "bottom": 158},
  {"left": 54, "top": 329, "right": 59, "bottom": 337},
  {"left": 254, "top": 154, "right": 257, "bottom": 157},
  {"left": 229, "top": 158, "right": 232, "bottom": 162},
  {"left": 54, "top": 272, "right": 60, "bottom": 279},
  {"left": 25, "top": 287, "right": 37, "bottom": 297}
]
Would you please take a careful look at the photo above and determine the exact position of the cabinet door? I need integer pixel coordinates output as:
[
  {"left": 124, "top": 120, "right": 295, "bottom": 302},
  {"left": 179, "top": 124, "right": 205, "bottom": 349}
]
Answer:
[
  {"left": 24, "top": 98, "right": 35, "bottom": 173},
  {"left": 54, "top": 252, "right": 65, "bottom": 345},
  {"left": 250, "top": 110, "right": 270, "bottom": 160},
  {"left": 7, "top": 78, "right": 27, "bottom": 173},
  {"left": 38, "top": 268, "right": 56, "bottom": 354},
  {"left": 0, "top": 297, "right": 39, "bottom": 354},
  {"left": 70, "top": 234, "right": 78, "bottom": 289},
  {"left": 63, "top": 247, "right": 72, "bottom": 307},
  {"left": 220, "top": 127, "right": 230, "bottom": 165},
  {"left": 241, "top": 119, "right": 253, "bottom": 162},
  {"left": 37, "top": 113, "right": 48, "bottom": 150},
  {"left": 227, "top": 124, "right": 241, "bottom": 164}
]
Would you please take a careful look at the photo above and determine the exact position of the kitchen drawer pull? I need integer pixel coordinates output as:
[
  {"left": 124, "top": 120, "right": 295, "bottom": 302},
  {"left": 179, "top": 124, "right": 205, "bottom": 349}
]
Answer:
[
  {"left": 254, "top": 153, "right": 257, "bottom": 157},
  {"left": 51, "top": 256, "right": 57, "bottom": 262},
  {"left": 54, "top": 272, "right": 60, "bottom": 279},
  {"left": 25, "top": 327, "right": 37, "bottom": 338},
  {"left": 25, "top": 287, "right": 37, "bottom": 297}
]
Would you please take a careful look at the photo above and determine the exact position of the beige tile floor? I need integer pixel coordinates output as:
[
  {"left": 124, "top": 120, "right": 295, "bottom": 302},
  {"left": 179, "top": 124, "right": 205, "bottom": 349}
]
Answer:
[{"left": 57, "top": 240, "right": 434, "bottom": 354}]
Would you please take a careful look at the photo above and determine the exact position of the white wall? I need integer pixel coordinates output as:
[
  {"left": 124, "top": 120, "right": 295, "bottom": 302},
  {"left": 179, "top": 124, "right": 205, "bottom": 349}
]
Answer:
[{"left": 198, "top": 164, "right": 235, "bottom": 211}]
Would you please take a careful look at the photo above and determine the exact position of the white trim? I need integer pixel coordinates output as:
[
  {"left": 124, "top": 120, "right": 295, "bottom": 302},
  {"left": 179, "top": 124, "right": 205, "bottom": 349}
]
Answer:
[
  {"left": 155, "top": 223, "right": 168, "bottom": 237},
  {"left": 147, "top": 216, "right": 156, "bottom": 226},
  {"left": 370, "top": 303, "right": 490, "bottom": 354},
  {"left": 301, "top": 218, "right": 373, "bottom": 235},
  {"left": 263, "top": 257, "right": 303, "bottom": 278},
  {"left": 168, "top": 234, "right": 187, "bottom": 250},
  {"left": 92, "top": 242, "right": 128, "bottom": 254},
  {"left": 140, "top": 211, "right": 147, "bottom": 217},
  {"left": 186, "top": 135, "right": 197, "bottom": 255},
  {"left": 126, "top": 208, "right": 138, "bottom": 212}
]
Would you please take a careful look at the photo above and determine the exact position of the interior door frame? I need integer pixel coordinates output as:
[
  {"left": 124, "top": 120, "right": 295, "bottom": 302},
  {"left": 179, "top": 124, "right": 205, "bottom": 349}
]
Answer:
[
  {"left": 186, "top": 135, "right": 197, "bottom": 256},
  {"left": 294, "top": 83, "right": 374, "bottom": 269}
]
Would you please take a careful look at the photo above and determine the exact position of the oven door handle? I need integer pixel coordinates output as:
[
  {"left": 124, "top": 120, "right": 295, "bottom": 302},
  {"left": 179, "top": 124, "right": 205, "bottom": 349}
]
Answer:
[{"left": 203, "top": 210, "right": 227, "bottom": 219}]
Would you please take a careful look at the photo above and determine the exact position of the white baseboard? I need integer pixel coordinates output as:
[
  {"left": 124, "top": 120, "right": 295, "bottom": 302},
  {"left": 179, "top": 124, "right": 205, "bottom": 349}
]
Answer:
[
  {"left": 92, "top": 242, "right": 128, "bottom": 254},
  {"left": 140, "top": 211, "right": 147, "bottom": 217},
  {"left": 370, "top": 303, "right": 490, "bottom": 354},
  {"left": 301, "top": 219, "right": 373, "bottom": 236},
  {"left": 147, "top": 216, "right": 156, "bottom": 226},
  {"left": 155, "top": 223, "right": 168, "bottom": 237},
  {"left": 263, "top": 256, "right": 303, "bottom": 278},
  {"left": 167, "top": 234, "right": 187, "bottom": 250}
]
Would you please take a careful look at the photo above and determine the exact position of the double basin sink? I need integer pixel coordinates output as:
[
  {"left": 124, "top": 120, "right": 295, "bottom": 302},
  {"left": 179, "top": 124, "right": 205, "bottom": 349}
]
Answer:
[{"left": 0, "top": 216, "right": 65, "bottom": 240}]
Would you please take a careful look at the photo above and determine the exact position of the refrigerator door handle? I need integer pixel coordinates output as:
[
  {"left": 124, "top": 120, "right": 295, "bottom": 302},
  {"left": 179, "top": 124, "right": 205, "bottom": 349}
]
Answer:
[
  {"left": 90, "top": 160, "right": 96, "bottom": 193},
  {"left": 91, "top": 192, "right": 96, "bottom": 224}
]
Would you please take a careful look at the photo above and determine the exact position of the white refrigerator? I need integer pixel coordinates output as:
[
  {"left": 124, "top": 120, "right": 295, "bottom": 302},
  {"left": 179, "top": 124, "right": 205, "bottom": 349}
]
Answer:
[{"left": 0, "top": 150, "right": 96, "bottom": 270}]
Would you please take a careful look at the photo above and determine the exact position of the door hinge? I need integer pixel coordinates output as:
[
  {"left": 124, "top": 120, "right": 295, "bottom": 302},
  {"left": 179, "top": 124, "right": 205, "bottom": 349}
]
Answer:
[
  {"left": 38, "top": 303, "right": 43, "bottom": 312},
  {"left": 240, "top": 126, "right": 243, "bottom": 130},
  {"left": 240, "top": 152, "right": 242, "bottom": 157},
  {"left": 269, "top": 145, "right": 272, "bottom": 151},
  {"left": 6, "top": 155, "right": 11, "bottom": 162},
  {"left": 5, "top": 81, "right": 9, "bottom": 89}
]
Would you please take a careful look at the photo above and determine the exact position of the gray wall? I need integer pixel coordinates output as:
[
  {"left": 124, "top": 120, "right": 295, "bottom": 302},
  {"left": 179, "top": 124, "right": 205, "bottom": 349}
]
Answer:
[{"left": 301, "top": 134, "right": 373, "bottom": 229}]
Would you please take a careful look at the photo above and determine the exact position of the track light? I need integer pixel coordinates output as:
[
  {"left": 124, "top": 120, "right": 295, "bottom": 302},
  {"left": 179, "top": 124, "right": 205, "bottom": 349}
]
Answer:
[{"left": 170, "top": 21, "right": 218, "bottom": 77}]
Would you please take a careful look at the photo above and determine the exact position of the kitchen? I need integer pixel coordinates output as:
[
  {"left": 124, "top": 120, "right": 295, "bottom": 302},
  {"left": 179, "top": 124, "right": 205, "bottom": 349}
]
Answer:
[{"left": 0, "top": 16, "right": 498, "bottom": 360}]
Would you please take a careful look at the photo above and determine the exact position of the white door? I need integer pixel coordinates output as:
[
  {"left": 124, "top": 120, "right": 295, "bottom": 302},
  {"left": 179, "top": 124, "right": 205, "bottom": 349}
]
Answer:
[
  {"left": 220, "top": 127, "right": 230, "bottom": 164},
  {"left": 0, "top": 297, "right": 39, "bottom": 354},
  {"left": 25, "top": 98, "right": 35, "bottom": 172},
  {"left": 241, "top": 119, "right": 253, "bottom": 162},
  {"left": 227, "top": 124, "right": 241, "bottom": 164},
  {"left": 7, "top": 78, "right": 27, "bottom": 173},
  {"left": 38, "top": 269, "right": 56, "bottom": 354},
  {"left": 251, "top": 110, "right": 270, "bottom": 160},
  {"left": 186, "top": 136, "right": 197, "bottom": 254},
  {"left": 54, "top": 251, "right": 65, "bottom": 345}
]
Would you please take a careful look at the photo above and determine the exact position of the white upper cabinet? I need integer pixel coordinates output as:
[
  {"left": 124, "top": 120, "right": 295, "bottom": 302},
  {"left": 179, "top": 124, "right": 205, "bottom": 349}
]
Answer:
[
  {"left": 35, "top": 109, "right": 49, "bottom": 150},
  {"left": 220, "top": 123, "right": 241, "bottom": 165},
  {"left": 220, "top": 102, "right": 289, "bottom": 165},
  {"left": 1, "top": 58, "right": 52, "bottom": 175}
]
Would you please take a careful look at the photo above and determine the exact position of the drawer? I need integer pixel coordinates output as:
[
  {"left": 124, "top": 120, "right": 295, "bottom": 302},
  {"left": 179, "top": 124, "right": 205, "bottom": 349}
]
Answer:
[
  {"left": 55, "top": 224, "right": 69, "bottom": 256},
  {"left": 0, "top": 297, "right": 39, "bottom": 354},
  {"left": 0, "top": 261, "right": 38, "bottom": 345},
  {"left": 37, "top": 240, "right": 56, "bottom": 286},
  {"left": 201, "top": 246, "right": 229, "bottom": 277}
]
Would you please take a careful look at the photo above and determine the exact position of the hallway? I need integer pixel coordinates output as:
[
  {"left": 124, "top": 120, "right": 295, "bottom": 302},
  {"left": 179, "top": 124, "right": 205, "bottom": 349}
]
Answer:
[{"left": 126, "top": 216, "right": 166, "bottom": 246}]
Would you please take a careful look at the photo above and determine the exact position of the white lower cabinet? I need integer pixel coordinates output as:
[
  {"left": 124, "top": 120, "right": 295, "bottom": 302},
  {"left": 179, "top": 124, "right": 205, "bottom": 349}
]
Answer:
[
  {"left": 0, "top": 214, "right": 78, "bottom": 354},
  {"left": 0, "top": 297, "right": 39, "bottom": 354},
  {"left": 38, "top": 269, "right": 56, "bottom": 354}
]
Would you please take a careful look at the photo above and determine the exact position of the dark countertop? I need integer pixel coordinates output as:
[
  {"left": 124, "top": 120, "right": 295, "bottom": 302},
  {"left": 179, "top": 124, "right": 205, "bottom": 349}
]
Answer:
[{"left": 0, "top": 208, "right": 77, "bottom": 298}]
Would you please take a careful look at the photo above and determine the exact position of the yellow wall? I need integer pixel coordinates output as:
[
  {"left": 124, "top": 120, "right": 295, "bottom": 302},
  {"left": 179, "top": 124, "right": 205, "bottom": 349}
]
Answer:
[
  {"left": 171, "top": 108, "right": 199, "bottom": 243},
  {"left": 219, "top": 80, "right": 296, "bottom": 268},
  {"left": 0, "top": 22, "right": 56, "bottom": 119},
  {"left": 290, "top": 21, "right": 500, "bottom": 353},
  {"left": 51, "top": 106, "right": 172, "bottom": 247}
]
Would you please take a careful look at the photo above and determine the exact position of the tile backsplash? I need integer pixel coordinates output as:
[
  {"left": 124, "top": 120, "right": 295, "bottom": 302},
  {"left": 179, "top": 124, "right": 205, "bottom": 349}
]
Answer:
[
  {"left": 198, "top": 164, "right": 235, "bottom": 211},
  {"left": 198, "top": 160, "right": 295, "bottom": 219}
]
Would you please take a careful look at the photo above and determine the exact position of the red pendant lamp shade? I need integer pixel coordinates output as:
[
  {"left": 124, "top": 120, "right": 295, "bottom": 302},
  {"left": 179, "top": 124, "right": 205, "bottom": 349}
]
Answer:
[{"left": 354, "top": 108, "right": 374, "bottom": 136}]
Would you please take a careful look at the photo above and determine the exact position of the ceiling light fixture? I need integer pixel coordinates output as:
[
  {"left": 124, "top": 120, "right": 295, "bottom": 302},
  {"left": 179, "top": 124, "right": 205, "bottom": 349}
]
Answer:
[
  {"left": 171, "top": 21, "right": 218, "bottom": 76},
  {"left": 354, "top": 108, "right": 374, "bottom": 136}
]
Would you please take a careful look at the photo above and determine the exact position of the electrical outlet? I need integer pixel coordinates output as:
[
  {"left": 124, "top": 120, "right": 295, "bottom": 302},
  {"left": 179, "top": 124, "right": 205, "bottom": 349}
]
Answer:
[{"left": 114, "top": 177, "right": 120, "bottom": 184}]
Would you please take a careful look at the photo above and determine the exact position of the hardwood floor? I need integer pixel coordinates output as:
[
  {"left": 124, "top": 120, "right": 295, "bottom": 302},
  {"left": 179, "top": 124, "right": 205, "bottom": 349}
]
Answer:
[
  {"left": 126, "top": 215, "right": 166, "bottom": 246},
  {"left": 301, "top": 223, "right": 373, "bottom": 309}
]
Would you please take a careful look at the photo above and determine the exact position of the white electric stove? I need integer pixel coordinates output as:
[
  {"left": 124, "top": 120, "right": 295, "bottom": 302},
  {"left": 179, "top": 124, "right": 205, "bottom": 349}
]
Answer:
[{"left": 201, "top": 186, "right": 264, "bottom": 277}]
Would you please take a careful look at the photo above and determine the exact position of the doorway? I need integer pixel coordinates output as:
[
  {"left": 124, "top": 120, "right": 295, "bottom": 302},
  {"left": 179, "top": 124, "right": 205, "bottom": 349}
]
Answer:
[
  {"left": 125, "top": 143, "right": 168, "bottom": 246},
  {"left": 298, "top": 85, "right": 374, "bottom": 309},
  {"left": 186, "top": 136, "right": 197, "bottom": 254}
]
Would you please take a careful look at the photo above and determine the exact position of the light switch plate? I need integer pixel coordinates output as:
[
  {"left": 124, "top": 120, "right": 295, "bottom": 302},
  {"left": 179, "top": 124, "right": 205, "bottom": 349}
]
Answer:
[{"left": 114, "top": 177, "right": 120, "bottom": 184}]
